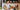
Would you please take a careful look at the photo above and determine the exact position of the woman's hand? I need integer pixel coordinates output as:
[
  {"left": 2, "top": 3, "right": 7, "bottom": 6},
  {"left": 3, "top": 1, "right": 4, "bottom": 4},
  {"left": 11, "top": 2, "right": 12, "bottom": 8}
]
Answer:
[{"left": 5, "top": 8, "right": 8, "bottom": 10}]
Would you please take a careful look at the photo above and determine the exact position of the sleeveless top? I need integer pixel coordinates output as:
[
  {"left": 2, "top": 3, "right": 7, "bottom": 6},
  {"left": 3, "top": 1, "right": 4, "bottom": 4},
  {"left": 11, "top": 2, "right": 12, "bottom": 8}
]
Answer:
[{"left": 4, "top": 4, "right": 9, "bottom": 9}]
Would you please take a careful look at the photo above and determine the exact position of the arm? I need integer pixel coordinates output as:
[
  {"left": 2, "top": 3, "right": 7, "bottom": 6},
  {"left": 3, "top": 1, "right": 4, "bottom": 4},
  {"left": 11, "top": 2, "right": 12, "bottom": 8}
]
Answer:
[
  {"left": 3, "top": 5, "right": 6, "bottom": 9},
  {"left": 3, "top": 5, "right": 7, "bottom": 10}
]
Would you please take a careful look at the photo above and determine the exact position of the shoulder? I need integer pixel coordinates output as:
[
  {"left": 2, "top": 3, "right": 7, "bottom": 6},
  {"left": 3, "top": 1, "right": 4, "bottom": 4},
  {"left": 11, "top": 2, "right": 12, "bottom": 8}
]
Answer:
[{"left": 4, "top": 3, "right": 6, "bottom": 5}]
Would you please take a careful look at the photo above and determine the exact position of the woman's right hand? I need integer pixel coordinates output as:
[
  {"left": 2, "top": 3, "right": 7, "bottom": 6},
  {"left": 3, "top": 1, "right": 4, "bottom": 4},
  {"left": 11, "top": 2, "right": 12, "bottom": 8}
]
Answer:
[{"left": 5, "top": 9, "right": 8, "bottom": 10}]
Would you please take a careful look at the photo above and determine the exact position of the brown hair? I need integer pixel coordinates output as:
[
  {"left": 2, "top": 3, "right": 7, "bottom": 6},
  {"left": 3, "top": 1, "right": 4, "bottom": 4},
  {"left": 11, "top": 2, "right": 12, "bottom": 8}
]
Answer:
[
  {"left": 5, "top": 0, "right": 9, "bottom": 3},
  {"left": 6, "top": 1, "right": 8, "bottom": 3},
  {"left": 6, "top": 1, "right": 7, "bottom": 3}
]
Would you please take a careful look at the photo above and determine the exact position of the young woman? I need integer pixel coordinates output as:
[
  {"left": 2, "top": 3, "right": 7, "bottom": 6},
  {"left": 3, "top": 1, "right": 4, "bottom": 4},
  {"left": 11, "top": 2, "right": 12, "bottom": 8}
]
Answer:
[{"left": 3, "top": 1, "right": 9, "bottom": 10}]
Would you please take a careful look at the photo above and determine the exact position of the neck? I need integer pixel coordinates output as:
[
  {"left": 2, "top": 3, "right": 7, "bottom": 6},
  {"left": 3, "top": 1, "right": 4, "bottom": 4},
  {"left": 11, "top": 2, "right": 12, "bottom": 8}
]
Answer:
[
  {"left": 6, "top": 3, "right": 8, "bottom": 5},
  {"left": 6, "top": 3, "right": 8, "bottom": 4}
]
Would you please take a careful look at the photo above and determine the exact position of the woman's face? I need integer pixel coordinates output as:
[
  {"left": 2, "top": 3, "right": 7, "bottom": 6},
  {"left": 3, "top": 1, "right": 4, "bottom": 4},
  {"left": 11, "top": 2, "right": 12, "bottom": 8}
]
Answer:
[
  {"left": 6, "top": 1, "right": 9, "bottom": 4},
  {"left": 7, "top": 1, "right": 9, "bottom": 3},
  {"left": 7, "top": 2, "right": 8, "bottom": 3}
]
